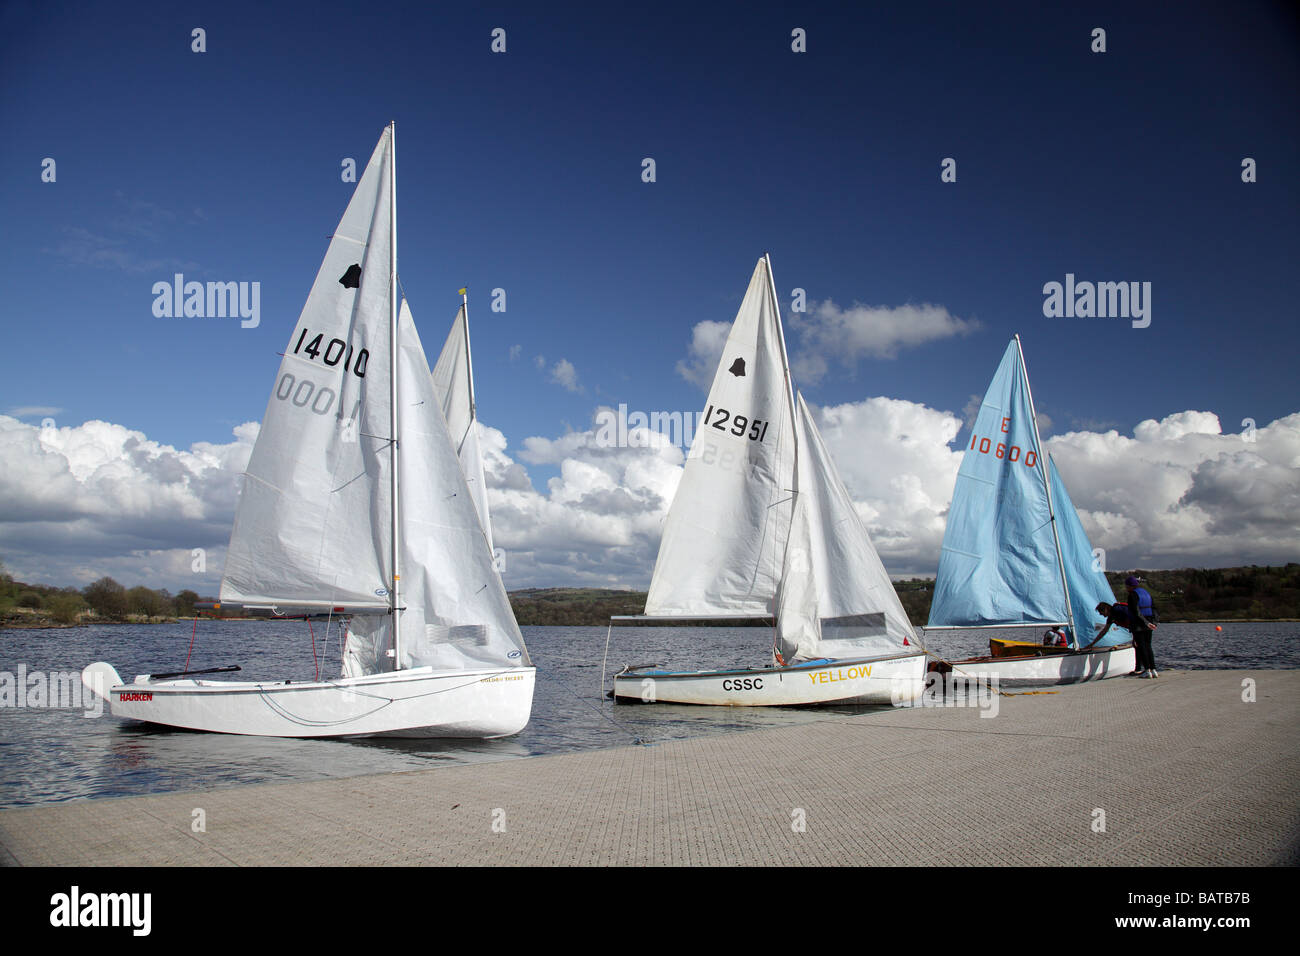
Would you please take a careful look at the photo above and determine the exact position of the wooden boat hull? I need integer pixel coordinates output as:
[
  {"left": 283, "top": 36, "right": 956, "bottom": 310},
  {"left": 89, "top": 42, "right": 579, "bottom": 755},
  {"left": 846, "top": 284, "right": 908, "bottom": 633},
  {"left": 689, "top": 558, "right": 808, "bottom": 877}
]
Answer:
[
  {"left": 929, "top": 641, "right": 1135, "bottom": 686},
  {"left": 82, "top": 662, "right": 535, "bottom": 738},
  {"left": 612, "top": 651, "right": 927, "bottom": 706}
]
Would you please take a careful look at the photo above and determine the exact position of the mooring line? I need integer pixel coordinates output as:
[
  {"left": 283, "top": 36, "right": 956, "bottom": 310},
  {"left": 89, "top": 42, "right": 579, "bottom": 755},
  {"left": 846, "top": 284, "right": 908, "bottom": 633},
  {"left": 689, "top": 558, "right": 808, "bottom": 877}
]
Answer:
[{"left": 537, "top": 667, "right": 653, "bottom": 746}]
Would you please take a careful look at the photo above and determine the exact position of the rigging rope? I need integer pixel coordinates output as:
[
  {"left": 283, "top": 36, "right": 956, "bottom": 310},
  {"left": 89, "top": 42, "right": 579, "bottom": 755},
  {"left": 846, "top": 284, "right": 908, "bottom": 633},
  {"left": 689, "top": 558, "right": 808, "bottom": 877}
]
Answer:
[
  {"left": 307, "top": 618, "right": 320, "bottom": 682},
  {"left": 183, "top": 614, "right": 199, "bottom": 673}
]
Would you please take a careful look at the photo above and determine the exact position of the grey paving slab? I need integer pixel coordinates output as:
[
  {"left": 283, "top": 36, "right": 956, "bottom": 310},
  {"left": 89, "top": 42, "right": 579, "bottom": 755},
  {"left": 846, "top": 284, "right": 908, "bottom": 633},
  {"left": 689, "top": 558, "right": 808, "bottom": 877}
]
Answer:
[{"left": 1, "top": 670, "right": 1295, "bottom": 866}]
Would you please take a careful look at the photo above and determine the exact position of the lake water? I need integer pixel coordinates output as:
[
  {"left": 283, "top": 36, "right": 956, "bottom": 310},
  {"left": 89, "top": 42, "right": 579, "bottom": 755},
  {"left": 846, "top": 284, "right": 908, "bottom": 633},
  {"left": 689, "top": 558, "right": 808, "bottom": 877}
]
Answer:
[{"left": 1, "top": 620, "right": 1295, "bottom": 808}]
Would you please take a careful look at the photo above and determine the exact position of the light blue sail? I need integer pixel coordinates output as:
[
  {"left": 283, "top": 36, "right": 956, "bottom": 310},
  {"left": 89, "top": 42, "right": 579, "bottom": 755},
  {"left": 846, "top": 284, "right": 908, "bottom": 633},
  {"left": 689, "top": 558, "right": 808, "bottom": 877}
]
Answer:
[
  {"left": 1048, "top": 457, "right": 1121, "bottom": 646},
  {"left": 929, "top": 338, "right": 1114, "bottom": 642}
]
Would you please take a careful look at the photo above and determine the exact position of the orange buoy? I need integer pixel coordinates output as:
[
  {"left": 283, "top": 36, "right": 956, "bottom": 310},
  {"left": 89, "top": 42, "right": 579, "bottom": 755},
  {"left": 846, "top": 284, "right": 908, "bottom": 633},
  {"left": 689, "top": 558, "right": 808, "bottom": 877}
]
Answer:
[{"left": 1215, "top": 625, "right": 1223, "bottom": 632}]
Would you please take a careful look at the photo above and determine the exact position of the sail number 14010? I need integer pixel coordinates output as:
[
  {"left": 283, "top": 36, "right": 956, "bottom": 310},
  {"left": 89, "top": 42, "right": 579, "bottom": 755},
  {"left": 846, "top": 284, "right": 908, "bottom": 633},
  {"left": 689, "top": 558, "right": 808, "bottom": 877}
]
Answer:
[
  {"left": 293, "top": 328, "right": 369, "bottom": 377},
  {"left": 275, "top": 327, "right": 367, "bottom": 421}
]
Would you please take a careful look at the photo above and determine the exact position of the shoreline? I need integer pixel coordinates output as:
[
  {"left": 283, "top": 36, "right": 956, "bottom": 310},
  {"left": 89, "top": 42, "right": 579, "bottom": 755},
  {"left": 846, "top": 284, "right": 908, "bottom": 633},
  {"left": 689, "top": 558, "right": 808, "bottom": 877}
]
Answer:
[
  {"left": 5, "top": 617, "right": 1299, "bottom": 631},
  {"left": 3, "top": 668, "right": 1295, "bottom": 866}
]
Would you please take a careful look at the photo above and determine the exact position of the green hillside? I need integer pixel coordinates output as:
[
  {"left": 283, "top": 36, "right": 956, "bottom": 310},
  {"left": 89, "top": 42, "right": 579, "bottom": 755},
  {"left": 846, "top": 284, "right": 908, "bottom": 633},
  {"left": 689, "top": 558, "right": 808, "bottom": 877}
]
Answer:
[{"left": 2, "top": 560, "right": 1296, "bottom": 628}]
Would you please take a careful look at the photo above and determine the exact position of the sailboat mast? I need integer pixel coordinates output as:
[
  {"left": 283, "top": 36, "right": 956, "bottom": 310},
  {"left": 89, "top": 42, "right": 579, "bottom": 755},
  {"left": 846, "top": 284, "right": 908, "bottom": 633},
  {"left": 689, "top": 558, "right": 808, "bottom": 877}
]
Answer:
[
  {"left": 764, "top": 253, "right": 799, "bottom": 463},
  {"left": 765, "top": 253, "right": 799, "bottom": 659},
  {"left": 1016, "top": 335, "right": 1076, "bottom": 643},
  {"left": 462, "top": 288, "right": 477, "bottom": 422},
  {"left": 388, "top": 121, "right": 402, "bottom": 669}
]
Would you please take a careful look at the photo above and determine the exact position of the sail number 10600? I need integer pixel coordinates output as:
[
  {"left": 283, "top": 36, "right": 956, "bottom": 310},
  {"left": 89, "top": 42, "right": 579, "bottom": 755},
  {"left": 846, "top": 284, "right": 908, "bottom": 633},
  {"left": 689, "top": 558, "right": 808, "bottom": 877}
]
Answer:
[
  {"left": 969, "top": 416, "right": 1038, "bottom": 467},
  {"left": 703, "top": 405, "right": 770, "bottom": 443}
]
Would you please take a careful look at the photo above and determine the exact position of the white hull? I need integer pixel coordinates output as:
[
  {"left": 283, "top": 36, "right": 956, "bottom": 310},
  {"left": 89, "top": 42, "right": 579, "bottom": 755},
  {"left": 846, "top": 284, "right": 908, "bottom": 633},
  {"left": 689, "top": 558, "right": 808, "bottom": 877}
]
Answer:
[
  {"left": 82, "top": 662, "right": 535, "bottom": 738},
  {"left": 612, "top": 652, "right": 927, "bottom": 706},
  {"left": 936, "top": 643, "right": 1136, "bottom": 686}
]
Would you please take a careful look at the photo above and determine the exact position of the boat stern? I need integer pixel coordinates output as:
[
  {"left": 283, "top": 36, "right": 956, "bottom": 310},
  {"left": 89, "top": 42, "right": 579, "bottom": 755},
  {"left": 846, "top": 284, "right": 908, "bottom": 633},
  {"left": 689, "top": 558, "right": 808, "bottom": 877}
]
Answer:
[{"left": 80, "top": 662, "right": 122, "bottom": 703}]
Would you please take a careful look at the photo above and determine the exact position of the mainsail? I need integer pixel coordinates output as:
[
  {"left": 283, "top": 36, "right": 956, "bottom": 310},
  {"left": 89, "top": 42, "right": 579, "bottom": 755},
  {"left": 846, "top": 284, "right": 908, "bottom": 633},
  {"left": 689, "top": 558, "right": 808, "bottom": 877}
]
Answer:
[
  {"left": 218, "top": 125, "right": 527, "bottom": 674},
  {"left": 775, "top": 393, "right": 918, "bottom": 662},
  {"left": 928, "top": 337, "right": 1115, "bottom": 642},
  {"left": 644, "top": 257, "right": 797, "bottom": 617},
  {"left": 220, "top": 131, "right": 395, "bottom": 611},
  {"left": 430, "top": 298, "right": 493, "bottom": 552}
]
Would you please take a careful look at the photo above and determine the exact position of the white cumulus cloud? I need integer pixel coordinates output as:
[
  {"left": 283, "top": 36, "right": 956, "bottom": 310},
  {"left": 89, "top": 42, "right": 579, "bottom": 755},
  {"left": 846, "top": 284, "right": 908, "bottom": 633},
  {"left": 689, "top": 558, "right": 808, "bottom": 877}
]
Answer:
[
  {"left": 2, "top": 406, "right": 1295, "bottom": 597},
  {"left": 789, "top": 300, "right": 979, "bottom": 384},
  {"left": 0, "top": 416, "right": 255, "bottom": 592},
  {"left": 676, "top": 320, "right": 733, "bottom": 390},
  {"left": 1045, "top": 411, "right": 1300, "bottom": 569}
]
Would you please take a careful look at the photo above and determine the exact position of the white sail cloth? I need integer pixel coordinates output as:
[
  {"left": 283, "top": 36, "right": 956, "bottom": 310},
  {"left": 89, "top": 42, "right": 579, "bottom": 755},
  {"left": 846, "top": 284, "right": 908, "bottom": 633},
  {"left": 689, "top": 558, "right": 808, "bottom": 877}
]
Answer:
[
  {"left": 431, "top": 302, "right": 493, "bottom": 552},
  {"left": 343, "top": 305, "right": 528, "bottom": 674},
  {"left": 215, "top": 125, "right": 527, "bottom": 674},
  {"left": 220, "top": 131, "right": 394, "bottom": 610},
  {"left": 775, "top": 394, "right": 917, "bottom": 662},
  {"left": 644, "top": 259, "right": 796, "bottom": 617}
]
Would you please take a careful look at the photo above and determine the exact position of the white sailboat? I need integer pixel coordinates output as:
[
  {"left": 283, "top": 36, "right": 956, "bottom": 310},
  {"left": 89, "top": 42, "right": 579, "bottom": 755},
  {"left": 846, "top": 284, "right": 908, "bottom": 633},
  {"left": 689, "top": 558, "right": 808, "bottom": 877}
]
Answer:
[
  {"left": 610, "top": 255, "right": 927, "bottom": 706},
  {"left": 924, "top": 336, "right": 1135, "bottom": 685},
  {"left": 82, "top": 124, "right": 535, "bottom": 737}
]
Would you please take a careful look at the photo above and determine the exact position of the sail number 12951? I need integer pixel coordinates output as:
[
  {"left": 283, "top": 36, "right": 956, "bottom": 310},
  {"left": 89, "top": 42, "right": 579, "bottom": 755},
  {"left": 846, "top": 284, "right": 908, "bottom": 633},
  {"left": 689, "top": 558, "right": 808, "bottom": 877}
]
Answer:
[{"left": 703, "top": 405, "right": 770, "bottom": 443}]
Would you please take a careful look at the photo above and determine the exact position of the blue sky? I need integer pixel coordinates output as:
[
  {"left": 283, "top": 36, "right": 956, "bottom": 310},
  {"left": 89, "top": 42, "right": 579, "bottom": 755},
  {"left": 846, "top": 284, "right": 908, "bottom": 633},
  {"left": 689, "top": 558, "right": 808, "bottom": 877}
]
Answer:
[{"left": 1, "top": 1, "right": 1297, "bottom": 592}]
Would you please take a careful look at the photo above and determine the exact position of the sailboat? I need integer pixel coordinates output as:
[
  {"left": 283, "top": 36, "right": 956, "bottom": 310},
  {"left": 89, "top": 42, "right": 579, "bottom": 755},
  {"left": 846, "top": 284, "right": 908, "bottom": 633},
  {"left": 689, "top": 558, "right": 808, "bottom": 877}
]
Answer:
[
  {"left": 924, "top": 336, "right": 1135, "bottom": 685},
  {"left": 82, "top": 124, "right": 536, "bottom": 737},
  {"left": 610, "top": 255, "right": 927, "bottom": 706}
]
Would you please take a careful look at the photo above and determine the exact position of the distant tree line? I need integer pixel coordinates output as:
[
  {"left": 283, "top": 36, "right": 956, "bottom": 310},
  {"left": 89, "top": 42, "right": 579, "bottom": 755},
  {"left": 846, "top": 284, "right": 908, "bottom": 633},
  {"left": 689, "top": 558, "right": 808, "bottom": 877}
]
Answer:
[
  {"left": 0, "top": 560, "right": 205, "bottom": 625},
  {"left": 509, "top": 588, "right": 649, "bottom": 627},
  {"left": 3, "top": 560, "right": 1297, "bottom": 628},
  {"left": 508, "top": 566, "right": 1300, "bottom": 626},
  {"left": 1109, "top": 565, "right": 1300, "bottom": 622},
  {"left": 893, "top": 565, "right": 1300, "bottom": 626}
]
